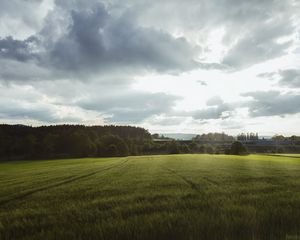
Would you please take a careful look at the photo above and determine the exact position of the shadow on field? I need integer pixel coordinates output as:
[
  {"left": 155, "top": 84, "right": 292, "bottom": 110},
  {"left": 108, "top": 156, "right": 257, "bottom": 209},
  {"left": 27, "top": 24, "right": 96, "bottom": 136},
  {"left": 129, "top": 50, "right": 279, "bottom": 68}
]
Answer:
[{"left": 265, "top": 154, "right": 300, "bottom": 159}]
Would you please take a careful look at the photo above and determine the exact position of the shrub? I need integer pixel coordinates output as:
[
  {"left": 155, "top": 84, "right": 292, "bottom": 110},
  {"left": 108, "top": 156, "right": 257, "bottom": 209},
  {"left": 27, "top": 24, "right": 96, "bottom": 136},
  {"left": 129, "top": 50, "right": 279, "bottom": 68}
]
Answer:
[{"left": 230, "top": 141, "right": 248, "bottom": 155}]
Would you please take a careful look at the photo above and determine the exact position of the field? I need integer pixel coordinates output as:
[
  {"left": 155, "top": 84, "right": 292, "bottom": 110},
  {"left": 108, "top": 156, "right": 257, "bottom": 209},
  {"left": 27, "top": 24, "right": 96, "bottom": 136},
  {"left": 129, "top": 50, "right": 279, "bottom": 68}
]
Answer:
[{"left": 1, "top": 154, "right": 300, "bottom": 240}]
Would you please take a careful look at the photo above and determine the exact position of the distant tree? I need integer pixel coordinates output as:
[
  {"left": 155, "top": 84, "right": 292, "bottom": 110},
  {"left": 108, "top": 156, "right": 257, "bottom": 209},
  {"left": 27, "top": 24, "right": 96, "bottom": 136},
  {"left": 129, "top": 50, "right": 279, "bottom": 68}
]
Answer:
[
  {"left": 24, "top": 134, "right": 37, "bottom": 158},
  {"left": 0, "top": 124, "right": 152, "bottom": 160},
  {"left": 107, "top": 144, "right": 118, "bottom": 156},
  {"left": 204, "top": 144, "right": 215, "bottom": 154},
  {"left": 69, "top": 132, "right": 95, "bottom": 157},
  {"left": 272, "top": 135, "right": 285, "bottom": 142},
  {"left": 99, "top": 134, "right": 129, "bottom": 157},
  {"left": 152, "top": 133, "right": 160, "bottom": 139},
  {"left": 230, "top": 141, "right": 248, "bottom": 155},
  {"left": 193, "top": 132, "right": 234, "bottom": 142},
  {"left": 276, "top": 146, "right": 285, "bottom": 153},
  {"left": 180, "top": 144, "right": 190, "bottom": 153},
  {"left": 189, "top": 141, "right": 198, "bottom": 153},
  {"left": 168, "top": 141, "right": 180, "bottom": 154},
  {"left": 198, "top": 145, "right": 205, "bottom": 153},
  {"left": 41, "top": 133, "right": 59, "bottom": 157}
]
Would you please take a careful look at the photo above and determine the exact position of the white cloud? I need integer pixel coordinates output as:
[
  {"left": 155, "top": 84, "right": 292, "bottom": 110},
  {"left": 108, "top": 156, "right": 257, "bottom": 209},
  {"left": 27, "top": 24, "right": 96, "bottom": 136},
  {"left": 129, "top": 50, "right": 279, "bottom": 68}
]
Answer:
[{"left": 0, "top": 0, "right": 300, "bottom": 135}]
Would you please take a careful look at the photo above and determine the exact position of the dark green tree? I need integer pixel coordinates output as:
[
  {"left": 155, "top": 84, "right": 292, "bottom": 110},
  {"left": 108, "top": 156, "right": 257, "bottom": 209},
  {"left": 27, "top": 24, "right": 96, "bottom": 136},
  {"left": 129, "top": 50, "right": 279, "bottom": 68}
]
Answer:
[
  {"left": 168, "top": 141, "right": 180, "bottom": 154},
  {"left": 99, "top": 135, "right": 129, "bottom": 157},
  {"left": 230, "top": 141, "right": 248, "bottom": 155}
]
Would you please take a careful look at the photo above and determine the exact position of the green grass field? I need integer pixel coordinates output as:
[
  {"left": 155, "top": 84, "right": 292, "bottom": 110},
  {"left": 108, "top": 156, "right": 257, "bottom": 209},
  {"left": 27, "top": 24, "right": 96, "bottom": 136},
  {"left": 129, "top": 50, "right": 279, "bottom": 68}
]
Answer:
[{"left": 1, "top": 154, "right": 300, "bottom": 240}]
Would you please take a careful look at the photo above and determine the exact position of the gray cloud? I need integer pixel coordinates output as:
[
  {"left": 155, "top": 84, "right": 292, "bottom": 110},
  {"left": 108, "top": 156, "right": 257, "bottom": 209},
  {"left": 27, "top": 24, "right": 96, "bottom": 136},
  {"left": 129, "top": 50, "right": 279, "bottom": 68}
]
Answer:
[
  {"left": 206, "top": 96, "right": 224, "bottom": 106},
  {"left": 148, "top": 116, "right": 185, "bottom": 126},
  {"left": 78, "top": 90, "right": 181, "bottom": 123},
  {"left": 0, "top": 103, "right": 80, "bottom": 123},
  {"left": 222, "top": 18, "right": 293, "bottom": 69},
  {"left": 0, "top": 0, "right": 51, "bottom": 38},
  {"left": 0, "top": 0, "right": 299, "bottom": 127},
  {"left": 193, "top": 104, "right": 232, "bottom": 120},
  {"left": 257, "top": 72, "right": 277, "bottom": 79},
  {"left": 0, "top": 59, "right": 53, "bottom": 82},
  {"left": 278, "top": 69, "right": 300, "bottom": 88},
  {"left": 242, "top": 91, "right": 300, "bottom": 117},
  {"left": 124, "top": 0, "right": 299, "bottom": 70},
  {"left": 0, "top": 84, "right": 82, "bottom": 123},
  {"left": 0, "top": 36, "right": 39, "bottom": 61},
  {"left": 53, "top": 6, "right": 198, "bottom": 73},
  {"left": 257, "top": 69, "right": 300, "bottom": 88},
  {"left": 0, "top": 2, "right": 199, "bottom": 82},
  {"left": 196, "top": 80, "right": 207, "bottom": 86},
  {"left": 190, "top": 96, "right": 234, "bottom": 120},
  {"left": 220, "top": 120, "right": 245, "bottom": 130}
]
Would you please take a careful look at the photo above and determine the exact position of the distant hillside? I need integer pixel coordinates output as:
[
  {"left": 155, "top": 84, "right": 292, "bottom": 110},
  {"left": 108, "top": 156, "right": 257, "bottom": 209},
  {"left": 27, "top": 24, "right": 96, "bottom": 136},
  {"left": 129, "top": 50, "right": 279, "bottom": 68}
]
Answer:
[{"left": 159, "top": 133, "right": 197, "bottom": 140}]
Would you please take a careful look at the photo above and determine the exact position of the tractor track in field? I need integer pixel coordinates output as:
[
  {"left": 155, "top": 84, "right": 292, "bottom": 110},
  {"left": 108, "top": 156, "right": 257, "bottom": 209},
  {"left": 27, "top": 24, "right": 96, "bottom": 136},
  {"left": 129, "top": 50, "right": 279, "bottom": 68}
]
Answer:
[
  {"left": 163, "top": 167, "right": 220, "bottom": 193},
  {"left": 164, "top": 167, "right": 201, "bottom": 192},
  {"left": 0, "top": 158, "right": 129, "bottom": 207},
  {"left": 201, "top": 176, "right": 219, "bottom": 187}
]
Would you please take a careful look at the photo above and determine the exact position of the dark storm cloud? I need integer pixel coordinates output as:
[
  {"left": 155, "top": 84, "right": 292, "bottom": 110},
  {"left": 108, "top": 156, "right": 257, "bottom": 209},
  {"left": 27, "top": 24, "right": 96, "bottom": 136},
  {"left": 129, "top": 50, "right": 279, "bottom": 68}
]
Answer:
[
  {"left": 52, "top": 6, "right": 198, "bottom": 73},
  {"left": 2, "top": 0, "right": 296, "bottom": 79},
  {"left": 241, "top": 91, "right": 300, "bottom": 117},
  {"left": 0, "top": 2, "right": 199, "bottom": 82},
  {"left": 0, "top": 36, "right": 39, "bottom": 62}
]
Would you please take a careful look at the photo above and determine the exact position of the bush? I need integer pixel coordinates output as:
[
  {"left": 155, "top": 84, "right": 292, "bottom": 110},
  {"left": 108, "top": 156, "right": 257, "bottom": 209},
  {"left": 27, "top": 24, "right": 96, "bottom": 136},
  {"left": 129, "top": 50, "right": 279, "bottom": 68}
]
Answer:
[{"left": 230, "top": 141, "right": 248, "bottom": 155}]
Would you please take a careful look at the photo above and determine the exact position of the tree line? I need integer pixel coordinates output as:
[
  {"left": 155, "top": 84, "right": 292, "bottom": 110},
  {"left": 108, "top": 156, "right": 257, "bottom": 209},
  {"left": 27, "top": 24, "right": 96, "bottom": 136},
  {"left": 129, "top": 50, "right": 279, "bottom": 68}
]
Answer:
[
  {"left": 2, "top": 124, "right": 299, "bottom": 161},
  {"left": 0, "top": 124, "right": 152, "bottom": 161},
  {"left": 0, "top": 124, "right": 251, "bottom": 161}
]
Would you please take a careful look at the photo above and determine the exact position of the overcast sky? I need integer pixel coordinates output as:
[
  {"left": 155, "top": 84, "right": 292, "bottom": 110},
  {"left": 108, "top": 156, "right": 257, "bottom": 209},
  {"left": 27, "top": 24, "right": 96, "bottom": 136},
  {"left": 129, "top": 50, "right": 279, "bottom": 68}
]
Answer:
[{"left": 0, "top": 0, "right": 300, "bottom": 135}]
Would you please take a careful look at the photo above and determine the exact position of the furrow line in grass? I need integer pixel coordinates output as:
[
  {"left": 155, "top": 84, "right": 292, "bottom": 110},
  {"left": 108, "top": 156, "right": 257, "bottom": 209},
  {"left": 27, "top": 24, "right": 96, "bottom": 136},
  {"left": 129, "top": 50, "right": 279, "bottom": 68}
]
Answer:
[
  {"left": 201, "top": 176, "right": 220, "bottom": 187},
  {"left": 163, "top": 167, "right": 201, "bottom": 193},
  {"left": 163, "top": 167, "right": 220, "bottom": 193},
  {"left": 0, "top": 158, "right": 129, "bottom": 207}
]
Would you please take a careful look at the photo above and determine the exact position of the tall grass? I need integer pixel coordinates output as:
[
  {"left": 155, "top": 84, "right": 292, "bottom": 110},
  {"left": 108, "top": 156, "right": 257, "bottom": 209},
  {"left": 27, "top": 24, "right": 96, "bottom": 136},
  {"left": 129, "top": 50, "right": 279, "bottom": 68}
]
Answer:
[{"left": 1, "top": 154, "right": 300, "bottom": 239}]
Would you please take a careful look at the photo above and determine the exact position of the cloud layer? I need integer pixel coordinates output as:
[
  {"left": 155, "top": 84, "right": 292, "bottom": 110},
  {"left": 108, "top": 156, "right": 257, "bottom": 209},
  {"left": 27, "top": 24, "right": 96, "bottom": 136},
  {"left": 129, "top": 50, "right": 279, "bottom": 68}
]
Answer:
[{"left": 0, "top": 0, "right": 299, "bottom": 134}]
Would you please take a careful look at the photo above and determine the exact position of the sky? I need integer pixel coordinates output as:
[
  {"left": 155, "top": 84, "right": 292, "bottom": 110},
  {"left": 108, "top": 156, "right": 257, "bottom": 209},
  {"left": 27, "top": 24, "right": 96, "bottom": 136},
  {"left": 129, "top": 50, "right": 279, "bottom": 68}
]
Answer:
[{"left": 0, "top": 0, "right": 300, "bottom": 136}]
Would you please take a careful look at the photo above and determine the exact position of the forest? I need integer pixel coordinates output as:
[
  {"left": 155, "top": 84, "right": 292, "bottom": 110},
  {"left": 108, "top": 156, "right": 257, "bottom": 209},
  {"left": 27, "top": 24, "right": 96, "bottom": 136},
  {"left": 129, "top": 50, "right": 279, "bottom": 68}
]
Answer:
[{"left": 1, "top": 124, "right": 300, "bottom": 161}]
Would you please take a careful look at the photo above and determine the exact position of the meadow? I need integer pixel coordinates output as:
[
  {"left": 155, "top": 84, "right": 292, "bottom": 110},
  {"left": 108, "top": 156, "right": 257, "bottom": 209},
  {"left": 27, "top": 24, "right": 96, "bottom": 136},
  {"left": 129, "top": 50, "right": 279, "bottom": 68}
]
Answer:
[{"left": 0, "top": 154, "right": 300, "bottom": 239}]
